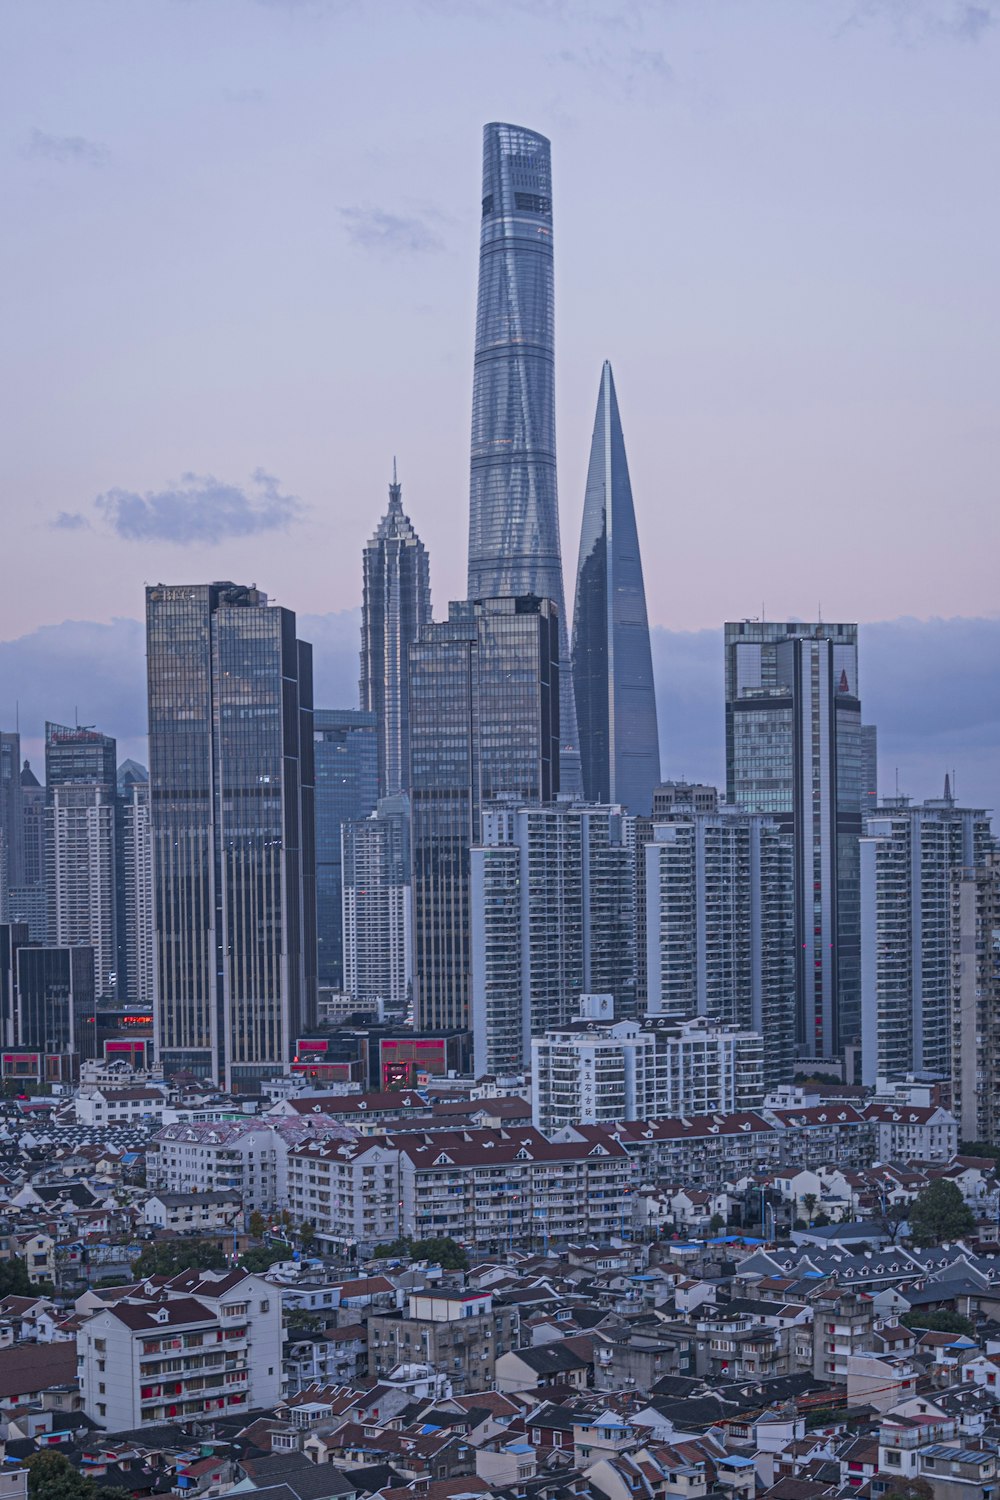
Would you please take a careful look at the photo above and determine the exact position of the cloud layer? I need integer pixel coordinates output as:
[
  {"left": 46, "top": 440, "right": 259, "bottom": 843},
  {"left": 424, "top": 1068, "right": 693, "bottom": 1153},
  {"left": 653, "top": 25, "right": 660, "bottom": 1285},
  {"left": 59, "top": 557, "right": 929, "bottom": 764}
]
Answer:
[
  {"left": 23, "top": 128, "right": 110, "bottom": 166},
  {"left": 54, "top": 470, "right": 301, "bottom": 545},
  {"left": 0, "top": 612, "right": 996, "bottom": 812},
  {"left": 339, "top": 207, "right": 444, "bottom": 254}
]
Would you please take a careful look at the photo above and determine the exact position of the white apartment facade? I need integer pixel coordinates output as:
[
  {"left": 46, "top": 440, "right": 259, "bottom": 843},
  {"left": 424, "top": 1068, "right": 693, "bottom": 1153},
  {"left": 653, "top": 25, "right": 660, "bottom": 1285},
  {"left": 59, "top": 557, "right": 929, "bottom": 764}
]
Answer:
[
  {"left": 77, "top": 1269, "right": 281, "bottom": 1429},
  {"left": 531, "top": 999, "right": 765, "bottom": 1133}
]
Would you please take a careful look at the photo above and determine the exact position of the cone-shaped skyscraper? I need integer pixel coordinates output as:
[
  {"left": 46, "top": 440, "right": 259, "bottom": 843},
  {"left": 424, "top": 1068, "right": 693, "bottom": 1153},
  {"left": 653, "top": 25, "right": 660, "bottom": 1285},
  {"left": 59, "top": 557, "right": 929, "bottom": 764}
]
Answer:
[
  {"left": 572, "top": 361, "right": 660, "bottom": 814},
  {"left": 467, "top": 122, "right": 581, "bottom": 793}
]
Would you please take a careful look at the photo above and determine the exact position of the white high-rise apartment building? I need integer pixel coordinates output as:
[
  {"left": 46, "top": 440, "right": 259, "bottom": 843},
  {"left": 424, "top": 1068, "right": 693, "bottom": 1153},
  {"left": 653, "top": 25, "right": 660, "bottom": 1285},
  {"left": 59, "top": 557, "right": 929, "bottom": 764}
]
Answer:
[
  {"left": 118, "top": 777, "right": 154, "bottom": 1005},
  {"left": 645, "top": 807, "right": 795, "bottom": 1089},
  {"left": 342, "top": 794, "right": 411, "bottom": 1007},
  {"left": 470, "top": 804, "right": 635, "bottom": 1077},
  {"left": 951, "top": 851, "right": 1000, "bottom": 1147},
  {"left": 861, "top": 787, "right": 993, "bottom": 1085},
  {"left": 47, "top": 784, "right": 117, "bottom": 1000}
]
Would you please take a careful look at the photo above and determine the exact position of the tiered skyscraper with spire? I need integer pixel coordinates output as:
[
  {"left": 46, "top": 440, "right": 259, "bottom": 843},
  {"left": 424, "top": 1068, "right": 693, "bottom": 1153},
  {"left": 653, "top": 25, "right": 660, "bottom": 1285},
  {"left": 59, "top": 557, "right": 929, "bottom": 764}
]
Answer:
[{"left": 360, "top": 465, "right": 432, "bottom": 796}]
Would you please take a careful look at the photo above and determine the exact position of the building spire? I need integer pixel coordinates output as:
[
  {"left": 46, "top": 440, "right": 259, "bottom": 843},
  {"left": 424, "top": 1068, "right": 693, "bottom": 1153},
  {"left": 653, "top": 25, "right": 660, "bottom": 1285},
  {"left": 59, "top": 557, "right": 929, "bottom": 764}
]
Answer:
[{"left": 389, "top": 458, "right": 402, "bottom": 511}]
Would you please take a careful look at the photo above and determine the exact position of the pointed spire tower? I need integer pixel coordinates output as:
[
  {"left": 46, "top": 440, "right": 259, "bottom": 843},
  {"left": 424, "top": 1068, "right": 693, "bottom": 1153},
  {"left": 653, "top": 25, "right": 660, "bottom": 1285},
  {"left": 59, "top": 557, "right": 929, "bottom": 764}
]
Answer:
[
  {"left": 572, "top": 362, "right": 660, "bottom": 814},
  {"left": 360, "top": 466, "right": 432, "bottom": 795}
]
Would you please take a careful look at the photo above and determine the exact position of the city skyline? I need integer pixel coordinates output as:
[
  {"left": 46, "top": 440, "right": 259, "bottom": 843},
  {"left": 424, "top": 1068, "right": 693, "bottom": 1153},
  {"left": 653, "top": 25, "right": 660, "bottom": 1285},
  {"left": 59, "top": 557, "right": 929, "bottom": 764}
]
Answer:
[{"left": 2, "top": 2, "right": 997, "bottom": 647}]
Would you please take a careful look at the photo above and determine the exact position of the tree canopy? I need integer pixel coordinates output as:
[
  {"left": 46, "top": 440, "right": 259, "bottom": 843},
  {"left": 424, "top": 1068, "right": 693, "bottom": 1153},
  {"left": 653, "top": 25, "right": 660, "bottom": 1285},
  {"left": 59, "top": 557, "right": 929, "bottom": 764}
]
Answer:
[
  {"left": 907, "top": 1179, "right": 975, "bottom": 1247},
  {"left": 132, "top": 1238, "right": 227, "bottom": 1278},
  {"left": 27, "top": 1450, "right": 125, "bottom": 1500},
  {"left": 900, "top": 1308, "right": 975, "bottom": 1337},
  {"left": 373, "top": 1235, "right": 469, "bottom": 1270}
]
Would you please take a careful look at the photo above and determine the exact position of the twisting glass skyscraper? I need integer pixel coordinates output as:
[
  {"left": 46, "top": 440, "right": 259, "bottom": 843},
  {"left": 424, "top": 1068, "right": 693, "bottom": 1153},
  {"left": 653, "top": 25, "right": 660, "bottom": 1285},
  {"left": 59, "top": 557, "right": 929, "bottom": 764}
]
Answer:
[
  {"left": 360, "top": 466, "right": 432, "bottom": 797},
  {"left": 572, "top": 361, "right": 660, "bottom": 815},
  {"left": 468, "top": 122, "right": 581, "bottom": 793}
]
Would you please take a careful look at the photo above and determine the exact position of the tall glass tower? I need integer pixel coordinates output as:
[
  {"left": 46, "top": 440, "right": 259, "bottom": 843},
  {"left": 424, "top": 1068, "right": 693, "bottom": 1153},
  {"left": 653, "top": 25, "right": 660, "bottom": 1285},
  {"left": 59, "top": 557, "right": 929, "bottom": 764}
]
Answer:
[
  {"left": 725, "top": 621, "right": 863, "bottom": 1059},
  {"left": 572, "top": 362, "right": 660, "bottom": 815},
  {"left": 313, "top": 709, "right": 378, "bottom": 989},
  {"left": 360, "top": 466, "right": 432, "bottom": 797},
  {"left": 146, "top": 582, "right": 316, "bottom": 1090},
  {"left": 468, "top": 122, "right": 581, "bottom": 793}
]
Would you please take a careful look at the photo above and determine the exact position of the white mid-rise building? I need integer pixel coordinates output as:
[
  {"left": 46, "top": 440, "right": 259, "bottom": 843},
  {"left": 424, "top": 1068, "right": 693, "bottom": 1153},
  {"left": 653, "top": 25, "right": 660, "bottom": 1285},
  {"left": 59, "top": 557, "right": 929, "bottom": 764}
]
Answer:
[
  {"left": 531, "top": 996, "right": 764, "bottom": 1132},
  {"left": 531, "top": 994, "right": 655, "bottom": 1133},
  {"left": 77, "top": 1268, "right": 281, "bottom": 1429},
  {"left": 148, "top": 1117, "right": 354, "bottom": 1210}
]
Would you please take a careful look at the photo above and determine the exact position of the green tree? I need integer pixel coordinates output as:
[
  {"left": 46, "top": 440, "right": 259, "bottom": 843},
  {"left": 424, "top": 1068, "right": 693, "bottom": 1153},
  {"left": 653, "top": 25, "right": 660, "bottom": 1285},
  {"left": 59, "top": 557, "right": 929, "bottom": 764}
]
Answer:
[
  {"left": 802, "top": 1194, "right": 819, "bottom": 1226},
  {"left": 239, "top": 1242, "right": 289, "bottom": 1274},
  {"left": 132, "top": 1239, "right": 228, "bottom": 1278},
  {"left": 708, "top": 1213, "right": 725, "bottom": 1236},
  {"left": 907, "top": 1179, "right": 975, "bottom": 1247},
  {"left": 900, "top": 1309, "right": 975, "bottom": 1337},
  {"left": 0, "top": 1258, "right": 32, "bottom": 1297},
  {"left": 248, "top": 1211, "right": 267, "bottom": 1239},
  {"left": 299, "top": 1221, "right": 316, "bottom": 1252},
  {"left": 27, "top": 1451, "right": 90, "bottom": 1500}
]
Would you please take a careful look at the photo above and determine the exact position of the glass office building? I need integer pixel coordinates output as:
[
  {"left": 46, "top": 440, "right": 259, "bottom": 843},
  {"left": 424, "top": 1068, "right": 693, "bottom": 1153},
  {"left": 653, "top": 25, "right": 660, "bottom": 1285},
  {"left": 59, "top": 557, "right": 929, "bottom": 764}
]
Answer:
[
  {"left": 146, "top": 582, "right": 316, "bottom": 1089},
  {"left": 725, "top": 621, "right": 863, "bottom": 1059},
  {"left": 572, "top": 362, "right": 660, "bottom": 815},
  {"left": 360, "top": 468, "right": 431, "bottom": 797},
  {"left": 467, "top": 123, "right": 581, "bottom": 794},
  {"left": 313, "top": 709, "right": 378, "bottom": 989},
  {"left": 410, "top": 595, "right": 560, "bottom": 1033},
  {"left": 15, "top": 944, "right": 95, "bottom": 1055}
]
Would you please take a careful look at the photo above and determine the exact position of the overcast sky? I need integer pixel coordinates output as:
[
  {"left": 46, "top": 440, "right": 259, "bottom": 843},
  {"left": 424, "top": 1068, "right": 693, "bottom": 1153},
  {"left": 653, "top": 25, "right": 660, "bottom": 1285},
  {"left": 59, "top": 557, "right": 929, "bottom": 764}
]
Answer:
[{"left": 1, "top": 0, "right": 997, "bottom": 802}]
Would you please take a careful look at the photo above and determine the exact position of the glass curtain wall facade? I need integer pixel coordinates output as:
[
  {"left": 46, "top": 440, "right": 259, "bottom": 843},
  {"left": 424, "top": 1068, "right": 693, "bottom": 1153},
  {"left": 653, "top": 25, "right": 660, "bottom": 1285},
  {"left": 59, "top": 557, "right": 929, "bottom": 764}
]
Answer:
[
  {"left": 15, "top": 945, "right": 95, "bottom": 1055},
  {"left": 314, "top": 709, "right": 378, "bottom": 989},
  {"left": 725, "top": 622, "right": 862, "bottom": 1058},
  {"left": 146, "top": 582, "right": 316, "bottom": 1089},
  {"left": 409, "top": 595, "right": 559, "bottom": 1033},
  {"left": 360, "top": 469, "right": 432, "bottom": 797},
  {"left": 116, "top": 766, "right": 154, "bottom": 1007},
  {"left": 572, "top": 362, "right": 660, "bottom": 815},
  {"left": 467, "top": 123, "right": 581, "bottom": 794},
  {"left": 0, "top": 732, "right": 24, "bottom": 917}
]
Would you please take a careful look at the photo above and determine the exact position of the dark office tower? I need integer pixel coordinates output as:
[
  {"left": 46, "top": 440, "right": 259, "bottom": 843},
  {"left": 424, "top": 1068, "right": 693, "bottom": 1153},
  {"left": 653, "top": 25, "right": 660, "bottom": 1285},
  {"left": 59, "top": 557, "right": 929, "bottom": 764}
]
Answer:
[
  {"left": 0, "top": 733, "right": 24, "bottom": 915},
  {"left": 45, "top": 722, "right": 117, "bottom": 789},
  {"left": 0, "top": 924, "right": 28, "bottom": 1047},
  {"left": 410, "top": 596, "right": 560, "bottom": 1033},
  {"left": 314, "top": 710, "right": 378, "bottom": 989},
  {"left": 572, "top": 362, "right": 660, "bottom": 815},
  {"left": 860, "top": 724, "right": 878, "bottom": 814},
  {"left": 9, "top": 762, "right": 47, "bottom": 942},
  {"left": 725, "top": 622, "right": 863, "bottom": 1059},
  {"left": 146, "top": 583, "right": 316, "bottom": 1089},
  {"left": 15, "top": 945, "right": 95, "bottom": 1055},
  {"left": 468, "top": 123, "right": 581, "bottom": 795},
  {"left": 116, "top": 762, "right": 153, "bottom": 1006},
  {"left": 44, "top": 724, "right": 118, "bottom": 1000},
  {"left": 360, "top": 467, "right": 432, "bottom": 797}
]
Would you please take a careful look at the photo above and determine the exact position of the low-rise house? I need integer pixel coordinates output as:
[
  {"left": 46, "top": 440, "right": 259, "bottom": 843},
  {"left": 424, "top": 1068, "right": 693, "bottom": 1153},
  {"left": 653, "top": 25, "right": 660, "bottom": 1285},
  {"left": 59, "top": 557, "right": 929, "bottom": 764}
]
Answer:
[
  {"left": 494, "top": 1336, "right": 594, "bottom": 1393},
  {"left": 367, "top": 1292, "right": 517, "bottom": 1395},
  {"left": 141, "top": 1191, "right": 241, "bottom": 1232}
]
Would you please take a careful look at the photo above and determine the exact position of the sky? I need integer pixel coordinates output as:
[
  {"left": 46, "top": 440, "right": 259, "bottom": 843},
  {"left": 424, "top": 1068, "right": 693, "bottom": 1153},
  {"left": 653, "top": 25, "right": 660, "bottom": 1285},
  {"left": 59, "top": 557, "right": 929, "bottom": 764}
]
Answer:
[{"left": 0, "top": 0, "right": 998, "bottom": 804}]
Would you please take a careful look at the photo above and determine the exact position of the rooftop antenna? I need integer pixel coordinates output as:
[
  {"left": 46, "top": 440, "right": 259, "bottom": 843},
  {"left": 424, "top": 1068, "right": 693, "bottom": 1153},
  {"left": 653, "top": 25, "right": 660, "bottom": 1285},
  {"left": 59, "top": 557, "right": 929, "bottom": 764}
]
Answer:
[{"left": 14, "top": 700, "right": 19, "bottom": 733}]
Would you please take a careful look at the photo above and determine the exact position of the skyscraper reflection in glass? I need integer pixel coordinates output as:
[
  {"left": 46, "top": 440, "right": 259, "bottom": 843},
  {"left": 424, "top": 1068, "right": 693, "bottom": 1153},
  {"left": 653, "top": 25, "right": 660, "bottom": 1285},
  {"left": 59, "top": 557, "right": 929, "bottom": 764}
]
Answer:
[
  {"left": 146, "top": 582, "right": 316, "bottom": 1090},
  {"left": 467, "top": 123, "right": 581, "bottom": 794},
  {"left": 572, "top": 361, "right": 660, "bottom": 815}
]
